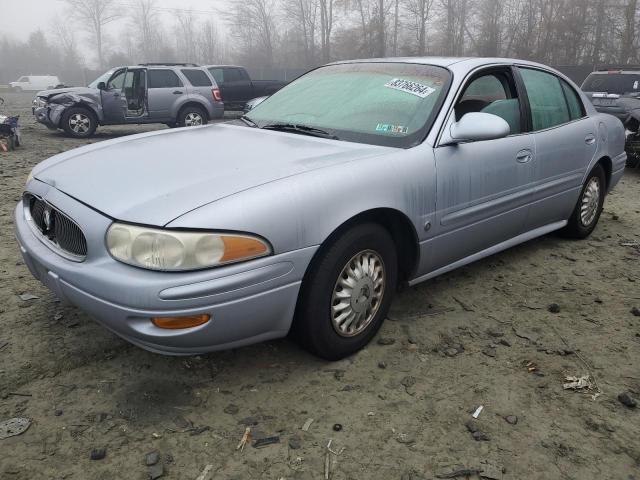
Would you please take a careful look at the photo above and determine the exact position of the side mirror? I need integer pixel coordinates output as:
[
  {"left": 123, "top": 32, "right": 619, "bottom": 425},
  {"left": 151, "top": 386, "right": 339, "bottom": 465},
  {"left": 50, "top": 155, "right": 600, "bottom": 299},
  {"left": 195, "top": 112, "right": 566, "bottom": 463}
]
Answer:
[
  {"left": 447, "top": 112, "right": 510, "bottom": 144},
  {"left": 97, "top": 82, "right": 106, "bottom": 90}
]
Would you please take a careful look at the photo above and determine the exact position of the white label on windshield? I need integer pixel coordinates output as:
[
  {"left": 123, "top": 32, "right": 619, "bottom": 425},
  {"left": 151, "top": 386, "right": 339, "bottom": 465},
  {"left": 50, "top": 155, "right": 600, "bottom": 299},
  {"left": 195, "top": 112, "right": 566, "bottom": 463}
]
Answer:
[{"left": 384, "top": 78, "right": 436, "bottom": 98}]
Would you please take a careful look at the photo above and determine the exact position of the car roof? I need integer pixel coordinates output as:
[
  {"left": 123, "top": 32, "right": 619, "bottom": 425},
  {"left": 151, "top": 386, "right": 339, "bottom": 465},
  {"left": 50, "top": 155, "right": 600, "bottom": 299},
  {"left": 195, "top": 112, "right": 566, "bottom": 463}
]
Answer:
[
  {"left": 330, "top": 56, "right": 555, "bottom": 71},
  {"left": 202, "top": 65, "right": 245, "bottom": 69}
]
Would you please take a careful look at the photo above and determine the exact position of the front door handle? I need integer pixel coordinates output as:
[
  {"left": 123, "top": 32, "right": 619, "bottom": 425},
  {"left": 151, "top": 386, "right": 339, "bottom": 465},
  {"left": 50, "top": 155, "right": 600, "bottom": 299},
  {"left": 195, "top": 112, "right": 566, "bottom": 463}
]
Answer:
[
  {"left": 173, "top": 90, "right": 183, "bottom": 94},
  {"left": 516, "top": 149, "right": 533, "bottom": 163},
  {"left": 585, "top": 134, "right": 596, "bottom": 145}
]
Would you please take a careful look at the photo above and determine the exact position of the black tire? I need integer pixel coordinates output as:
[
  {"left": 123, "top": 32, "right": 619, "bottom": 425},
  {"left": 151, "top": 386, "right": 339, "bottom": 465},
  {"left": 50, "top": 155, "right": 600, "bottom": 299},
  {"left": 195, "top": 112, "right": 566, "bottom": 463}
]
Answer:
[
  {"left": 177, "top": 105, "right": 208, "bottom": 128},
  {"left": 293, "top": 223, "right": 398, "bottom": 360},
  {"left": 61, "top": 106, "right": 97, "bottom": 138},
  {"left": 561, "top": 164, "right": 606, "bottom": 239}
]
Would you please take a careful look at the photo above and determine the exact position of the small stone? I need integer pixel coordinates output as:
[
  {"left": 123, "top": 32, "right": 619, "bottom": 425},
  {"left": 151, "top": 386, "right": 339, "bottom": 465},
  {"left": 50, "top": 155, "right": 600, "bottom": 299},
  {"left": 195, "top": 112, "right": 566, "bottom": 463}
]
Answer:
[
  {"left": 54, "top": 409, "right": 63, "bottom": 416},
  {"left": 288, "top": 435, "right": 301, "bottom": 450},
  {"left": 465, "top": 419, "right": 479, "bottom": 433},
  {"left": 401, "top": 376, "right": 417, "bottom": 388},
  {"left": 472, "top": 431, "right": 490, "bottom": 441},
  {"left": 332, "top": 423, "right": 343, "bottom": 432},
  {"left": 377, "top": 337, "right": 396, "bottom": 346},
  {"left": 445, "top": 347, "right": 459, "bottom": 357},
  {"left": 631, "top": 307, "right": 640, "bottom": 317},
  {"left": 145, "top": 451, "right": 160, "bottom": 466},
  {"left": 396, "top": 433, "right": 415, "bottom": 445},
  {"left": 148, "top": 462, "right": 164, "bottom": 480},
  {"left": 90, "top": 448, "right": 106, "bottom": 460},
  {"left": 618, "top": 392, "right": 637, "bottom": 408},
  {"left": 482, "top": 346, "right": 496, "bottom": 358},
  {"left": 504, "top": 415, "right": 518, "bottom": 425},
  {"left": 548, "top": 303, "right": 561, "bottom": 313},
  {"left": 487, "top": 329, "right": 504, "bottom": 338},
  {"left": 498, "top": 339, "right": 511, "bottom": 347},
  {"left": 377, "top": 361, "right": 387, "bottom": 369},
  {"left": 224, "top": 404, "right": 239, "bottom": 415}
]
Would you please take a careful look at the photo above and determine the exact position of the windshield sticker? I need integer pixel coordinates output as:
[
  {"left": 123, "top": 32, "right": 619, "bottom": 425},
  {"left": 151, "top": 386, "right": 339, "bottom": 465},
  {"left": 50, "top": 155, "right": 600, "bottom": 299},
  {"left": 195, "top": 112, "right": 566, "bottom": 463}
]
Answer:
[
  {"left": 376, "top": 123, "right": 408, "bottom": 134},
  {"left": 384, "top": 78, "right": 436, "bottom": 98}
]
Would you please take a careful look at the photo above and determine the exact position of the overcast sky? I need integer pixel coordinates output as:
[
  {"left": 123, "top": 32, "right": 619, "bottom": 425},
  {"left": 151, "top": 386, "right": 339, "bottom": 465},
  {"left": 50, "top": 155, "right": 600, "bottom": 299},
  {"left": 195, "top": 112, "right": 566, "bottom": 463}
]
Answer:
[{"left": 2, "top": 0, "right": 228, "bottom": 41}]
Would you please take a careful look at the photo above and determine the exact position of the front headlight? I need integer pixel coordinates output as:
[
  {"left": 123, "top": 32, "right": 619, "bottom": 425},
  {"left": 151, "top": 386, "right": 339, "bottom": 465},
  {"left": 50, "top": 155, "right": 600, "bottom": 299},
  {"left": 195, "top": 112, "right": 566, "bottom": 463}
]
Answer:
[
  {"left": 33, "top": 97, "right": 47, "bottom": 108},
  {"left": 106, "top": 223, "right": 271, "bottom": 271}
]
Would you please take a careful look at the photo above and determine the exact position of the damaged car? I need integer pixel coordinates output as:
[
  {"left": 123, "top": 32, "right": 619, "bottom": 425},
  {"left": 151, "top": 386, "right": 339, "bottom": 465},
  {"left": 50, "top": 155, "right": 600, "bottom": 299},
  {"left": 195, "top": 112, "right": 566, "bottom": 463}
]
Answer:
[{"left": 32, "top": 63, "right": 224, "bottom": 138}]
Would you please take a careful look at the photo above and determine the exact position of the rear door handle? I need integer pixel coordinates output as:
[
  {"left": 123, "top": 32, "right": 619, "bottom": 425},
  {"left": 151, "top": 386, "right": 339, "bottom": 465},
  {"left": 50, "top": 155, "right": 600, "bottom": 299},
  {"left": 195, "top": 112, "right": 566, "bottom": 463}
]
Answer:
[
  {"left": 173, "top": 90, "right": 183, "bottom": 94},
  {"left": 516, "top": 149, "right": 533, "bottom": 163},
  {"left": 585, "top": 134, "right": 596, "bottom": 145}
]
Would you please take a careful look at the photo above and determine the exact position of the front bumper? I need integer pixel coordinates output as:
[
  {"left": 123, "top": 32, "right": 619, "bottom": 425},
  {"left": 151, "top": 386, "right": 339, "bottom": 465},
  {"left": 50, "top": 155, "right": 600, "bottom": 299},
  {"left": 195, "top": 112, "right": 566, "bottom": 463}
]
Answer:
[
  {"left": 33, "top": 106, "right": 59, "bottom": 129},
  {"left": 14, "top": 182, "right": 316, "bottom": 355}
]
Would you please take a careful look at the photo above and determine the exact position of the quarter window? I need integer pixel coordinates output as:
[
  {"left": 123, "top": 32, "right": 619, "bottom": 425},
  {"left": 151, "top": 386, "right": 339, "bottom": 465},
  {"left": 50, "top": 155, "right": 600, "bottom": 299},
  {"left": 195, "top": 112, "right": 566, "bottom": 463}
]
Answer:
[
  {"left": 560, "top": 80, "right": 584, "bottom": 120},
  {"left": 181, "top": 69, "right": 212, "bottom": 87},
  {"left": 148, "top": 70, "right": 183, "bottom": 88},
  {"left": 520, "top": 68, "right": 570, "bottom": 130}
]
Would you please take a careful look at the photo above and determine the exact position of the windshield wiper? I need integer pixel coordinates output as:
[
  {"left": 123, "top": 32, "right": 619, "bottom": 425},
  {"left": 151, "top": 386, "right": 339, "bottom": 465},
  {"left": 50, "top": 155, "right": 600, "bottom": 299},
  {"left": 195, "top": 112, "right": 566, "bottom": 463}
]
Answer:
[
  {"left": 240, "top": 115, "right": 257, "bottom": 127},
  {"left": 261, "top": 123, "right": 339, "bottom": 140}
]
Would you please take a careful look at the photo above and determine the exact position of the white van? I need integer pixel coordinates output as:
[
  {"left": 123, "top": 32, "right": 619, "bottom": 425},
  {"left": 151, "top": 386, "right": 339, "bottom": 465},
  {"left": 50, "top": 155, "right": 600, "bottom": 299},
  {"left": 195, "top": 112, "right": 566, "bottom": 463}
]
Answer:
[{"left": 10, "top": 75, "right": 61, "bottom": 92}]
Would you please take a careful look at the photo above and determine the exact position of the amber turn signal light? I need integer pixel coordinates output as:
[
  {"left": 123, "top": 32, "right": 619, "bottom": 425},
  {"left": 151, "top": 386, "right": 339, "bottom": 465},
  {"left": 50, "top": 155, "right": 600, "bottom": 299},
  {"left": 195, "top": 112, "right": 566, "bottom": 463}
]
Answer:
[
  {"left": 151, "top": 314, "right": 211, "bottom": 329},
  {"left": 221, "top": 235, "right": 269, "bottom": 262}
]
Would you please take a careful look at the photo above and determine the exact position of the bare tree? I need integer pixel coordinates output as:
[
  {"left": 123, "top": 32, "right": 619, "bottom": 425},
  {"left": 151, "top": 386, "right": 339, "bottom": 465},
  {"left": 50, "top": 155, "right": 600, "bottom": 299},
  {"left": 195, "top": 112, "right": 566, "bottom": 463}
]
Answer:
[
  {"left": 319, "top": 0, "right": 335, "bottom": 62},
  {"left": 130, "top": 0, "right": 159, "bottom": 62},
  {"left": 175, "top": 10, "right": 197, "bottom": 62},
  {"left": 63, "top": 0, "right": 120, "bottom": 69},
  {"left": 405, "top": 0, "right": 434, "bottom": 55}
]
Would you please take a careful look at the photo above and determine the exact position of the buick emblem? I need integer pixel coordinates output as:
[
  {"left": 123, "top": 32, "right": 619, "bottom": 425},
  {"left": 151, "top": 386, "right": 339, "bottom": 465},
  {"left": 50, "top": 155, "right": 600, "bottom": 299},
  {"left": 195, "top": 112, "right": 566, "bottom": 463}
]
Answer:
[{"left": 43, "top": 207, "right": 53, "bottom": 232}]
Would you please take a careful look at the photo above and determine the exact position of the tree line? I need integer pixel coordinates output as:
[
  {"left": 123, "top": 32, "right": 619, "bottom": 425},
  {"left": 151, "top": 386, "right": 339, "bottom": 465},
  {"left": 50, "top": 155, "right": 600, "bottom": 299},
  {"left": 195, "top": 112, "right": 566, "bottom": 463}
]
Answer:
[{"left": 1, "top": 0, "right": 639, "bottom": 85}]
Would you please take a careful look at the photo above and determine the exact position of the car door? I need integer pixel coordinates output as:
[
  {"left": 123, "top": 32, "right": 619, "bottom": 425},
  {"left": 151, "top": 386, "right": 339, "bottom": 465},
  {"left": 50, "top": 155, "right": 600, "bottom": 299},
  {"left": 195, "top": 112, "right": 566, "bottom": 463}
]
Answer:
[
  {"left": 221, "top": 68, "right": 252, "bottom": 107},
  {"left": 516, "top": 67, "right": 597, "bottom": 230},
  {"left": 147, "top": 69, "right": 184, "bottom": 121},
  {"left": 101, "top": 68, "right": 127, "bottom": 124},
  {"left": 429, "top": 66, "right": 536, "bottom": 272}
]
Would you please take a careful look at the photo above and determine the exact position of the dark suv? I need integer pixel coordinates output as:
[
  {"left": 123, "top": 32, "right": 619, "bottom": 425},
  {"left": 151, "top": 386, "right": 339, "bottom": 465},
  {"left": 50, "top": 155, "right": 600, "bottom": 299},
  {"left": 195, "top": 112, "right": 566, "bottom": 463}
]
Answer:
[
  {"left": 33, "top": 63, "right": 224, "bottom": 138},
  {"left": 582, "top": 69, "right": 640, "bottom": 166}
]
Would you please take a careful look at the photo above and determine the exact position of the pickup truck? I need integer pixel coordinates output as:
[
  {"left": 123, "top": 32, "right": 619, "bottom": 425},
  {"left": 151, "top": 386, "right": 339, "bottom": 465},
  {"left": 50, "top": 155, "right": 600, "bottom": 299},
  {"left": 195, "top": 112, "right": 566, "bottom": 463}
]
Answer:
[{"left": 205, "top": 65, "right": 287, "bottom": 111}]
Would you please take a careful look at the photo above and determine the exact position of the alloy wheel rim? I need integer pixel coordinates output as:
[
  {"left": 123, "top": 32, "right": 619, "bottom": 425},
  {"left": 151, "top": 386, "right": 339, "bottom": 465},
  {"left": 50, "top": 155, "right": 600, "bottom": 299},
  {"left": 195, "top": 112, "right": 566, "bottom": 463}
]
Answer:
[
  {"left": 184, "top": 112, "right": 203, "bottom": 126},
  {"left": 331, "top": 249, "right": 385, "bottom": 337},
  {"left": 69, "top": 113, "right": 90, "bottom": 134},
  {"left": 580, "top": 177, "right": 600, "bottom": 226}
]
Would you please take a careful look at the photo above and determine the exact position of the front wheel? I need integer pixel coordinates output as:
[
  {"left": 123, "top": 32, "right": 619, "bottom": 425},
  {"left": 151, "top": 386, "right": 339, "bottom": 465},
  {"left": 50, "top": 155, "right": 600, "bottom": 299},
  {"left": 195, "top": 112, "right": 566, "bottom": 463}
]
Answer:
[
  {"left": 61, "top": 107, "right": 97, "bottom": 138},
  {"left": 561, "top": 164, "right": 606, "bottom": 239},
  {"left": 293, "top": 223, "right": 398, "bottom": 360}
]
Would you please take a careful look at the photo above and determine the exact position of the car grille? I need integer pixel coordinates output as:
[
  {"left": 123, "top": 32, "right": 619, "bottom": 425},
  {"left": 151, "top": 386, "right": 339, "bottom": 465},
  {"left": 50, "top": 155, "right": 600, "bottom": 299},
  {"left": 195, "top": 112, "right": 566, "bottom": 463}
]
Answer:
[{"left": 25, "top": 194, "right": 88, "bottom": 259}]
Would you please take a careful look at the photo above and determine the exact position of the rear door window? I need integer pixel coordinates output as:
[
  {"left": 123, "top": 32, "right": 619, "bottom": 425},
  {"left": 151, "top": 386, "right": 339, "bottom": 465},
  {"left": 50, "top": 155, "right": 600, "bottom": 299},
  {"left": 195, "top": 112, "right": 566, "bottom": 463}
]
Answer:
[
  {"left": 181, "top": 69, "right": 212, "bottom": 87},
  {"left": 519, "top": 68, "right": 570, "bottom": 131},
  {"left": 148, "top": 69, "right": 183, "bottom": 88},
  {"left": 560, "top": 80, "right": 585, "bottom": 120},
  {"left": 208, "top": 68, "right": 224, "bottom": 84}
]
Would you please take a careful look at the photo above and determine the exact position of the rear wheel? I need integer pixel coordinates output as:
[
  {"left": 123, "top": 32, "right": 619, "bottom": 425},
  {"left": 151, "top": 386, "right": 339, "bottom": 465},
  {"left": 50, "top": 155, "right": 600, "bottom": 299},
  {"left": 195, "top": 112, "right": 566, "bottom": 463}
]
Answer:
[
  {"left": 293, "top": 223, "right": 398, "bottom": 360},
  {"left": 61, "top": 107, "right": 97, "bottom": 138},
  {"left": 561, "top": 164, "right": 606, "bottom": 239},
  {"left": 177, "top": 106, "right": 207, "bottom": 127}
]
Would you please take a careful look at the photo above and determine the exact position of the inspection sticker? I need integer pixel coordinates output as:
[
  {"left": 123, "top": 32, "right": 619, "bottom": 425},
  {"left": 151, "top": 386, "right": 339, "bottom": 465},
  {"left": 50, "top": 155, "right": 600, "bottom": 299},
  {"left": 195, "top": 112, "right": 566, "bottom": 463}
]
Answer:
[
  {"left": 384, "top": 78, "right": 436, "bottom": 98},
  {"left": 376, "top": 123, "right": 408, "bottom": 134}
]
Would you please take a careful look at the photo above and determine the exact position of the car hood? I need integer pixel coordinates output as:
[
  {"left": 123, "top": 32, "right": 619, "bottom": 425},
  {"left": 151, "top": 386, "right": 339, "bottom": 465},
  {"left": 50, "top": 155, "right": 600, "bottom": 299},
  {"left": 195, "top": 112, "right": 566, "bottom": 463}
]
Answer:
[
  {"left": 32, "top": 123, "right": 389, "bottom": 226},
  {"left": 37, "top": 87, "right": 98, "bottom": 99}
]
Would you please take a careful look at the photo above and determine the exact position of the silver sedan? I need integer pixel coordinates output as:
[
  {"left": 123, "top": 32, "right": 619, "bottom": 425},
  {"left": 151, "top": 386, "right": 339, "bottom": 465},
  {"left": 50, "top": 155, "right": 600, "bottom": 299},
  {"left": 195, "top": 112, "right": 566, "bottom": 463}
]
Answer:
[{"left": 15, "top": 57, "right": 626, "bottom": 359}]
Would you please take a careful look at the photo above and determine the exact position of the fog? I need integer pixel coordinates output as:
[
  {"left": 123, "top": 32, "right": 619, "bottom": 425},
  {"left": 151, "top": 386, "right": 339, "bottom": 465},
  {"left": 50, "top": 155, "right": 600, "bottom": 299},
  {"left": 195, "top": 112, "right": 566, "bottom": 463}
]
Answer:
[{"left": 1, "top": 0, "right": 639, "bottom": 85}]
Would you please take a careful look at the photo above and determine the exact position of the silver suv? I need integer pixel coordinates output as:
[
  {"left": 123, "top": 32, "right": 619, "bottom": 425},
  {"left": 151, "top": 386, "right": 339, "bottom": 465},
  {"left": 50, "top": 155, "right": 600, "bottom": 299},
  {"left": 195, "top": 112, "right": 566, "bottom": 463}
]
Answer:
[{"left": 32, "top": 63, "right": 224, "bottom": 138}]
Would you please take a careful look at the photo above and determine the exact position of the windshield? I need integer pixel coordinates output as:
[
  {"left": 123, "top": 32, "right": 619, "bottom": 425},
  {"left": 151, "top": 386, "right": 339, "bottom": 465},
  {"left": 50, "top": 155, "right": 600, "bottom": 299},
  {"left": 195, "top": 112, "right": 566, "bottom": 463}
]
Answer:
[
  {"left": 245, "top": 62, "right": 451, "bottom": 148},
  {"left": 88, "top": 69, "right": 115, "bottom": 88},
  {"left": 582, "top": 72, "right": 640, "bottom": 95}
]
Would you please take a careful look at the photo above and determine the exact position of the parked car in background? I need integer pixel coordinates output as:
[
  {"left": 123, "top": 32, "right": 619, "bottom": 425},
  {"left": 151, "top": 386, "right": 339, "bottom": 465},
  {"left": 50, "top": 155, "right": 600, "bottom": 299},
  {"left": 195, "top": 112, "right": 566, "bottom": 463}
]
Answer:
[
  {"left": 582, "top": 69, "right": 640, "bottom": 166},
  {"left": 10, "top": 75, "right": 61, "bottom": 92},
  {"left": 205, "top": 65, "right": 287, "bottom": 111},
  {"left": 16, "top": 57, "right": 625, "bottom": 360},
  {"left": 32, "top": 63, "right": 223, "bottom": 138}
]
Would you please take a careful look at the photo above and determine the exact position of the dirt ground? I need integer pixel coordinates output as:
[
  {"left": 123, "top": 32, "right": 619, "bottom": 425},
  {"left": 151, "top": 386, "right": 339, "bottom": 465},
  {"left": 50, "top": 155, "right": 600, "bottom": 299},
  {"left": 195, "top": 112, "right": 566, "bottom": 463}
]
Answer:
[{"left": 1, "top": 91, "right": 639, "bottom": 480}]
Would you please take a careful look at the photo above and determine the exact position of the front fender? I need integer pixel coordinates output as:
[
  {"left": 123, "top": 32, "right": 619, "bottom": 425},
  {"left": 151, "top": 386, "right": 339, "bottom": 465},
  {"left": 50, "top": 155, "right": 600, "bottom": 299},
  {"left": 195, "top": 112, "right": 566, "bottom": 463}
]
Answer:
[{"left": 166, "top": 145, "right": 436, "bottom": 256}]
